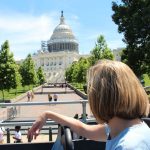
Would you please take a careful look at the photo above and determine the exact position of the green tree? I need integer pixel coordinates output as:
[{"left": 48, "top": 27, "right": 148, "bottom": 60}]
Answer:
[
  {"left": 112, "top": 0, "right": 150, "bottom": 78},
  {"left": 72, "top": 58, "right": 90, "bottom": 83},
  {"left": 65, "top": 61, "right": 77, "bottom": 82},
  {"left": 0, "top": 40, "right": 21, "bottom": 100},
  {"left": 71, "top": 62, "right": 80, "bottom": 83},
  {"left": 65, "top": 35, "right": 114, "bottom": 84},
  {"left": 19, "top": 54, "right": 37, "bottom": 89},
  {"left": 37, "top": 67, "right": 45, "bottom": 85},
  {"left": 65, "top": 58, "right": 90, "bottom": 85},
  {"left": 13, "top": 64, "right": 22, "bottom": 95},
  {"left": 90, "top": 35, "right": 114, "bottom": 65}
]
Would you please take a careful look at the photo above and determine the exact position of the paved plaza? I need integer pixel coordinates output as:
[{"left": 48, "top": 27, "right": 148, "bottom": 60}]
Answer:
[
  {"left": 14, "top": 86, "right": 92, "bottom": 121},
  {"left": 1, "top": 86, "right": 92, "bottom": 143}
]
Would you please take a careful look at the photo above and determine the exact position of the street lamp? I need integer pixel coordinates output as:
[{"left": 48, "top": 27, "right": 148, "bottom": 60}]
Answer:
[{"left": 65, "top": 76, "right": 67, "bottom": 93}]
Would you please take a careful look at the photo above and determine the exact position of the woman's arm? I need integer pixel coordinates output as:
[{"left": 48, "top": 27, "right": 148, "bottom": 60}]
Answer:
[{"left": 27, "top": 111, "right": 107, "bottom": 141}]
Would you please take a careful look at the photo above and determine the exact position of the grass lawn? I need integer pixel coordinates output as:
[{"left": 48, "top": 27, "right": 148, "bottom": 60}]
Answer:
[
  {"left": 144, "top": 74, "right": 150, "bottom": 86},
  {"left": 71, "top": 83, "right": 85, "bottom": 93},
  {"left": 143, "top": 74, "right": 150, "bottom": 99},
  {"left": 0, "top": 85, "right": 35, "bottom": 102}
]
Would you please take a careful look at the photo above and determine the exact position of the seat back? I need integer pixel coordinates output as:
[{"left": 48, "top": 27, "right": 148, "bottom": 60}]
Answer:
[
  {"left": 142, "top": 118, "right": 150, "bottom": 127},
  {"left": 59, "top": 125, "right": 106, "bottom": 150},
  {"left": 74, "top": 140, "right": 105, "bottom": 150},
  {"left": 60, "top": 126, "right": 74, "bottom": 150}
]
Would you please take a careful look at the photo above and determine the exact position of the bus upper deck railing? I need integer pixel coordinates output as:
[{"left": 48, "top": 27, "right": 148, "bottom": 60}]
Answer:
[
  {"left": 0, "top": 100, "right": 88, "bottom": 106},
  {"left": 0, "top": 99, "right": 150, "bottom": 146},
  {"left": 0, "top": 100, "right": 96, "bottom": 143},
  {"left": 0, "top": 100, "right": 89, "bottom": 123},
  {"left": 0, "top": 118, "right": 96, "bottom": 126}
]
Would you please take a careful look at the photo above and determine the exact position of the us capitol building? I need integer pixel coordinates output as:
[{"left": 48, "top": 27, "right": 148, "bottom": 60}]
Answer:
[
  {"left": 32, "top": 11, "right": 86, "bottom": 83},
  {"left": 32, "top": 11, "right": 121, "bottom": 83}
]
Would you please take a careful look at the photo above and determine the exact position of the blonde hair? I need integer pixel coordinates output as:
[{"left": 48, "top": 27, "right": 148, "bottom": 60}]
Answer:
[{"left": 87, "top": 60, "right": 149, "bottom": 123}]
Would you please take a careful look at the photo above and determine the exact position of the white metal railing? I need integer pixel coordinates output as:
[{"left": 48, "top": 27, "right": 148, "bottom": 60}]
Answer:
[
  {"left": 0, "top": 100, "right": 89, "bottom": 124},
  {"left": 0, "top": 120, "right": 56, "bottom": 126},
  {"left": 0, "top": 118, "right": 96, "bottom": 127},
  {"left": 0, "top": 100, "right": 88, "bottom": 106}
]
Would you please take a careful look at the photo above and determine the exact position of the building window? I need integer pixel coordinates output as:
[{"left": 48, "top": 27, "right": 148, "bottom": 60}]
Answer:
[{"left": 60, "top": 43, "right": 62, "bottom": 50}]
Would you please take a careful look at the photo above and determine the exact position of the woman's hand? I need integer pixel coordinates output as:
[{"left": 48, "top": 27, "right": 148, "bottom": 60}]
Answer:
[{"left": 27, "top": 112, "right": 47, "bottom": 141}]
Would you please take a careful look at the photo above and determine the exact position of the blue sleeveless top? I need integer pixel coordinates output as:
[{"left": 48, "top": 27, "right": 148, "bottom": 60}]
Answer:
[{"left": 106, "top": 122, "right": 150, "bottom": 150}]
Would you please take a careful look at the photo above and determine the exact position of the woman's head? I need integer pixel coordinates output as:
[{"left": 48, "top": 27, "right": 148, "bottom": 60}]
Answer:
[
  {"left": 87, "top": 60, "right": 149, "bottom": 123},
  {"left": 74, "top": 113, "right": 79, "bottom": 119}
]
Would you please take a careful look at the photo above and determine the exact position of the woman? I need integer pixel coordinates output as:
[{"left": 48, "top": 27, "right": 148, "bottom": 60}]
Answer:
[{"left": 28, "top": 60, "right": 150, "bottom": 149}]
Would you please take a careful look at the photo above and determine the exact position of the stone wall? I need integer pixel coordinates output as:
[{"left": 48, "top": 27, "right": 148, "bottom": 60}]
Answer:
[{"left": 67, "top": 83, "right": 87, "bottom": 100}]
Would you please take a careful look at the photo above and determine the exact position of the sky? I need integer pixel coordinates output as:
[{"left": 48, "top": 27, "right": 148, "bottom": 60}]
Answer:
[{"left": 0, "top": 0, "right": 125, "bottom": 60}]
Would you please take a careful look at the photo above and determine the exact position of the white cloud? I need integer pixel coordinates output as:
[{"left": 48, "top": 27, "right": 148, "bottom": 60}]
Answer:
[
  {"left": 0, "top": 12, "right": 58, "bottom": 60},
  {"left": 107, "top": 39, "right": 125, "bottom": 49},
  {"left": 0, "top": 11, "right": 82, "bottom": 60},
  {"left": 0, "top": 10, "right": 125, "bottom": 60}
]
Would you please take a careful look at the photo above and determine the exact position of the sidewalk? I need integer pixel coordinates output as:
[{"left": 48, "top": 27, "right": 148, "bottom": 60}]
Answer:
[
  {"left": 12, "top": 86, "right": 92, "bottom": 121},
  {"left": 1, "top": 86, "right": 92, "bottom": 144}
]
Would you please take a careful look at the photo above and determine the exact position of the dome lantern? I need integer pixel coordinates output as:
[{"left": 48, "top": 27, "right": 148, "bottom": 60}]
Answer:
[{"left": 60, "top": 10, "right": 65, "bottom": 24}]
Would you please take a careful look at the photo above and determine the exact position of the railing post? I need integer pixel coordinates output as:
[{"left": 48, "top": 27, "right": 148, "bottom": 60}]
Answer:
[
  {"left": 82, "top": 101, "right": 87, "bottom": 123},
  {"left": 49, "top": 127, "right": 52, "bottom": 141},
  {"left": 6, "top": 128, "right": 10, "bottom": 143},
  {"left": 26, "top": 127, "right": 32, "bottom": 143},
  {"left": 28, "top": 137, "right": 32, "bottom": 142}
]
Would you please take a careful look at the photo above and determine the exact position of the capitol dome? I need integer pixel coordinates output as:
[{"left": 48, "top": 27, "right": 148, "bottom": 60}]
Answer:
[{"left": 47, "top": 11, "right": 79, "bottom": 53}]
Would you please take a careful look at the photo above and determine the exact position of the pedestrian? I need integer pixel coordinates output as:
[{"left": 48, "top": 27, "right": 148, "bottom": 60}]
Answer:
[
  {"left": 27, "top": 91, "right": 31, "bottom": 102},
  {"left": 48, "top": 93, "right": 52, "bottom": 102},
  {"left": 53, "top": 94, "right": 58, "bottom": 101},
  {"left": 0, "top": 127, "right": 5, "bottom": 144},
  {"left": 28, "top": 60, "right": 150, "bottom": 149},
  {"left": 13, "top": 126, "right": 22, "bottom": 143}
]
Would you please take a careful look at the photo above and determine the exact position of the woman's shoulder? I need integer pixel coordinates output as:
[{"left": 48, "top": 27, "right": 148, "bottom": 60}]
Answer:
[
  {"left": 106, "top": 122, "right": 150, "bottom": 149},
  {"left": 122, "top": 122, "right": 150, "bottom": 140}
]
